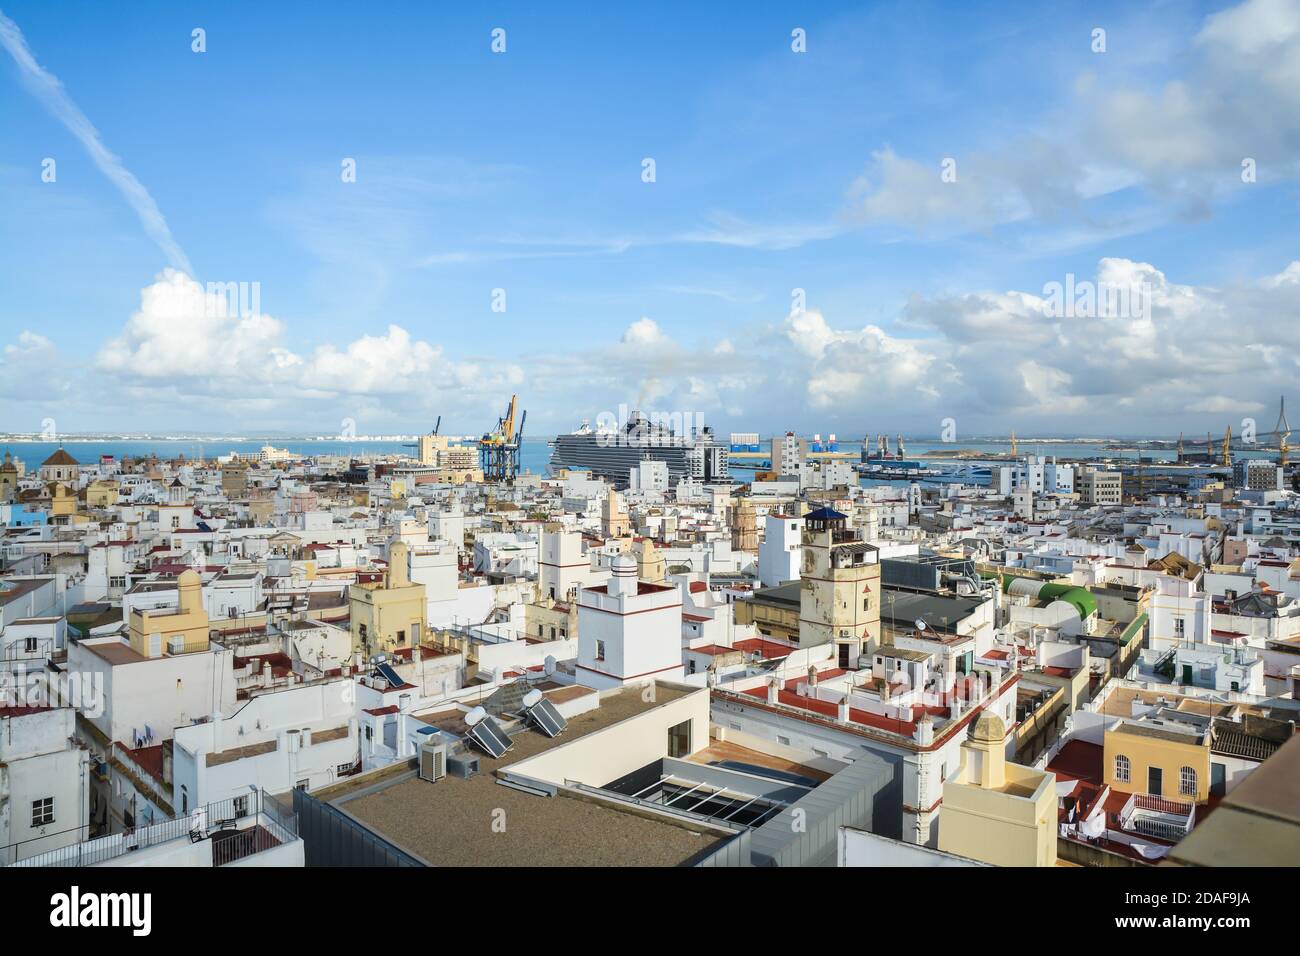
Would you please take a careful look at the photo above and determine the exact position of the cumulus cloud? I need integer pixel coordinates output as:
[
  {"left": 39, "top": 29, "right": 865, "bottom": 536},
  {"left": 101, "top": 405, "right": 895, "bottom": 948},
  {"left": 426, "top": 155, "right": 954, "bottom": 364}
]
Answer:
[
  {"left": 622, "top": 317, "right": 666, "bottom": 346},
  {"left": 94, "top": 270, "right": 520, "bottom": 406},
  {"left": 32, "top": 256, "right": 1300, "bottom": 435},
  {"left": 783, "top": 309, "right": 941, "bottom": 408},
  {"left": 851, "top": 0, "right": 1300, "bottom": 232}
]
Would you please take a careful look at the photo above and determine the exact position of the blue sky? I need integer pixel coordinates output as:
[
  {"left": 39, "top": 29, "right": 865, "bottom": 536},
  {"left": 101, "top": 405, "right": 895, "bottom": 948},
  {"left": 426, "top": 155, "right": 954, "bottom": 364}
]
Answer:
[{"left": 1, "top": 0, "right": 1298, "bottom": 438}]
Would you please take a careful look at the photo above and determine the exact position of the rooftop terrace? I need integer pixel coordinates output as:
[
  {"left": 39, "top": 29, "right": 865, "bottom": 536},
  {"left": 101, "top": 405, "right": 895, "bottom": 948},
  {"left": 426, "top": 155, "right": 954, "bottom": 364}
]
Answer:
[{"left": 320, "top": 683, "right": 724, "bottom": 866}]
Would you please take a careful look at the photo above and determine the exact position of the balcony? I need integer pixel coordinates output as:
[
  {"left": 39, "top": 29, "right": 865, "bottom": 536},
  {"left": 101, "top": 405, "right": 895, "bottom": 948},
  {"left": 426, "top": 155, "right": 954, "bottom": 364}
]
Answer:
[{"left": 1118, "top": 792, "right": 1195, "bottom": 842}]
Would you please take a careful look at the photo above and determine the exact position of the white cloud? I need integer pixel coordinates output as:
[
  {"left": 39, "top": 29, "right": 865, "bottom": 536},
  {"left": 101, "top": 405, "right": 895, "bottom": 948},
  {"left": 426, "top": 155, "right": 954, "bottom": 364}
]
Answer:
[
  {"left": 622, "top": 317, "right": 665, "bottom": 346},
  {"left": 32, "top": 256, "right": 1300, "bottom": 436},
  {"left": 851, "top": 0, "right": 1300, "bottom": 233},
  {"left": 94, "top": 270, "right": 518, "bottom": 406}
]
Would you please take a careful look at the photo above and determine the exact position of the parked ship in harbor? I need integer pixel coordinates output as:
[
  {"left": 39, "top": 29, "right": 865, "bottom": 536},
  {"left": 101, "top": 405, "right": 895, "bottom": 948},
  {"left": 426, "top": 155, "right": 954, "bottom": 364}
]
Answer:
[{"left": 549, "top": 411, "right": 729, "bottom": 487}]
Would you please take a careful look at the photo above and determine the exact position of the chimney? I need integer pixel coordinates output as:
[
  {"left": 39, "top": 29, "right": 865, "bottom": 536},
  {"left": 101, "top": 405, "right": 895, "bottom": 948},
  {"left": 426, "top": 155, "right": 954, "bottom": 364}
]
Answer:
[
  {"left": 914, "top": 711, "right": 934, "bottom": 745},
  {"left": 808, "top": 665, "right": 818, "bottom": 688},
  {"left": 838, "top": 694, "right": 850, "bottom": 724},
  {"left": 766, "top": 676, "right": 779, "bottom": 705}
]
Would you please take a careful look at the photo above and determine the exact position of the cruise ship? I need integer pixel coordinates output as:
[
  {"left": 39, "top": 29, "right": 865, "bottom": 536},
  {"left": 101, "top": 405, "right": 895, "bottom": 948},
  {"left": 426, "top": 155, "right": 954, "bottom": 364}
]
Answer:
[{"left": 549, "top": 412, "right": 730, "bottom": 487}]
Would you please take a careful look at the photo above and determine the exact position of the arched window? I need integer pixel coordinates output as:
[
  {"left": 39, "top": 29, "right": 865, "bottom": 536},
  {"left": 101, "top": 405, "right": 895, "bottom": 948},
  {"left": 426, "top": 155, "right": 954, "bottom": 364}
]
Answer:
[
  {"left": 1180, "top": 766, "right": 1197, "bottom": 797},
  {"left": 1115, "top": 754, "right": 1131, "bottom": 783}
]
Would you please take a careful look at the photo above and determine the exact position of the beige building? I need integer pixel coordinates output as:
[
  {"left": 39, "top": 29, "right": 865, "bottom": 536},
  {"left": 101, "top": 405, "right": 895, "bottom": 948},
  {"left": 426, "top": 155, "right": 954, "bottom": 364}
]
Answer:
[
  {"left": 349, "top": 541, "right": 427, "bottom": 658},
  {"left": 1080, "top": 469, "right": 1122, "bottom": 505},
  {"left": 39, "top": 447, "right": 80, "bottom": 484},
  {"left": 221, "top": 460, "right": 250, "bottom": 498},
  {"left": 85, "top": 479, "right": 120, "bottom": 508},
  {"left": 799, "top": 508, "right": 880, "bottom": 668},
  {"left": 601, "top": 487, "right": 629, "bottom": 539},
  {"left": 938, "top": 711, "right": 1057, "bottom": 866},
  {"left": 129, "top": 569, "right": 211, "bottom": 658}
]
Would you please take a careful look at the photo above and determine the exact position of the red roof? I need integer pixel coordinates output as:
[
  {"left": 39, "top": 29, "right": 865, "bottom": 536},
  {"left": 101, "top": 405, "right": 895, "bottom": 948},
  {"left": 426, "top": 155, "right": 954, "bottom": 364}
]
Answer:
[
  {"left": 739, "top": 685, "right": 934, "bottom": 736},
  {"left": 733, "top": 637, "right": 797, "bottom": 658},
  {"left": 1047, "top": 740, "right": 1104, "bottom": 787},
  {"left": 689, "top": 644, "right": 739, "bottom": 657}
]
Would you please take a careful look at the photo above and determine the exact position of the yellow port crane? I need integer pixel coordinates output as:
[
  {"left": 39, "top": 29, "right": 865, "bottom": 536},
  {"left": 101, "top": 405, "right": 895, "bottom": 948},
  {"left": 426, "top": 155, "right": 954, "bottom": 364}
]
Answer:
[
  {"left": 1222, "top": 425, "right": 1232, "bottom": 467},
  {"left": 1010, "top": 431, "right": 1018, "bottom": 458},
  {"left": 479, "top": 394, "right": 526, "bottom": 482}
]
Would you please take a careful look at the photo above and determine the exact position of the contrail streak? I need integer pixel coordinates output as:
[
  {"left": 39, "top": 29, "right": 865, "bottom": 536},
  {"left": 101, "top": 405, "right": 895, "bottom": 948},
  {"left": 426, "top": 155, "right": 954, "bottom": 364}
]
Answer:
[{"left": 0, "top": 9, "right": 195, "bottom": 276}]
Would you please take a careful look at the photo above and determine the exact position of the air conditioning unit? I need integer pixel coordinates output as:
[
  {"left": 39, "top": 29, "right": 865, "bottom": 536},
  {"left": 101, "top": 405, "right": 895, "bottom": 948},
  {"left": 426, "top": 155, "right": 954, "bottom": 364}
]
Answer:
[
  {"left": 167, "top": 635, "right": 186, "bottom": 655},
  {"left": 418, "top": 742, "right": 447, "bottom": 783}
]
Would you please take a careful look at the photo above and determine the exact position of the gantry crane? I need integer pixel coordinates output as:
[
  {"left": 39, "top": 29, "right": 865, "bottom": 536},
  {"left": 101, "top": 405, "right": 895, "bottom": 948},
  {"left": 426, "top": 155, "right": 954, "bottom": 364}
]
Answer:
[{"left": 479, "top": 395, "right": 526, "bottom": 482}]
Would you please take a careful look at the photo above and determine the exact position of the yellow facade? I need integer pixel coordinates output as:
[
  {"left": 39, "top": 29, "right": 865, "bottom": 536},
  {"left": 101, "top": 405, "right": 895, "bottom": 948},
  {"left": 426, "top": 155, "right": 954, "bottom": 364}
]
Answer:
[
  {"left": 349, "top": 541, "right": 427, "bottom": 657},
  {"left": 85, "top": 480, "right": 120, "bottom": 508},
  {"left": 129, "top": 570, "right": 211, "bottom": 658},
  {"left": 1103, "top": 722, "right": 1211, "bottom": 804},
  {"left": 49, "top": 484, "right": 77, "bottom": 518},
  {"left": 733, "top": 593, "right": 800, "bottom": 643},
  {"left": 939, "top": 712, "right": 1057, "bottom": 866},
  {"left": 799, "top": 528, "right": 881, "bottom": 660}
]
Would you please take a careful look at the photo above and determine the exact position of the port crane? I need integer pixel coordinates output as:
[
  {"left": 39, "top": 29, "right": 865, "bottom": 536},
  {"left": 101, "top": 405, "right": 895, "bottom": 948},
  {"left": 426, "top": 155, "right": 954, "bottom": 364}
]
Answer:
[
  {"left": 479, "top": 395, "right": 526, "bottom": 482},
  {"left": 1176, "top": 396, "right": 1291, "bottom": 466}
]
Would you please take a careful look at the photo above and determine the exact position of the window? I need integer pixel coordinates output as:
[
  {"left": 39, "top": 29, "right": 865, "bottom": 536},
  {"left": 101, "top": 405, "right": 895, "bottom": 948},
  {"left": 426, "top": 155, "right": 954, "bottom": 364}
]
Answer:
[
  {"left": 667, "top": 719, "right": 692, "bottom": 758},
  {"left": 595, "top": 640, "right": 606, "bottom": 661},
  {"left": 295, "top": 779, "right": 309, "bottom": 791},
  {"left": 24, "top": 637, "right": 38, "bottom": 653},
  {"left": 1115, "top": 754, "right": 1131, "bottom": 783},
  {"left": 31, "top": 797, "right": 54, "bottom": 827},
  {"left": 1174, "top": 617, "right": 1186, "bottom": 638},
  {"left": 233, "top": 795, "right": 249, "bottom": 817},
  {"left": 1180, "top": 766, "right": 1197, "bottom": 797},
  {"left": 109, "top": 575, "right": 126, "bottom": 588}
]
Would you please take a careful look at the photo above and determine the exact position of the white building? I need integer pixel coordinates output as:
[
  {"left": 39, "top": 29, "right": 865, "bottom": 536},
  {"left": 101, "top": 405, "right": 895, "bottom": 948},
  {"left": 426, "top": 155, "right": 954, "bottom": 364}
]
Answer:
[
  {"left": 0, "top": 707, "right": 90, "bottom": 864},
  {"left": 576, "top": 554, "right": 684, "bottom": 689},
  {"left": 171, "top": 679, "right": 360, "bottom": 809},
  {"left": 758, "top": 512, "right": 803, "bottom": 587},
  {"left": 629, "top": 459, "right": 669, "bottom": 494}
]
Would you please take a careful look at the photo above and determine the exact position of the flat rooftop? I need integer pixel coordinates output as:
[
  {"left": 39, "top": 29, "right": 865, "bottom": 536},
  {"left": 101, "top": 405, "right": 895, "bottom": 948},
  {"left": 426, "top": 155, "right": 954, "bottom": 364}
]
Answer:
[{"left": 322, "top": 683, "right": 723, "bottom": 866}]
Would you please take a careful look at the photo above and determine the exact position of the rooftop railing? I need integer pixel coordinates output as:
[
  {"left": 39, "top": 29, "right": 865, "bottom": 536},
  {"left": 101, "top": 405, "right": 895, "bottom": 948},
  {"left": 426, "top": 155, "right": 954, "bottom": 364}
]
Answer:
[{"left": 2, "top": 788, "right": 296, "bottom": 868}]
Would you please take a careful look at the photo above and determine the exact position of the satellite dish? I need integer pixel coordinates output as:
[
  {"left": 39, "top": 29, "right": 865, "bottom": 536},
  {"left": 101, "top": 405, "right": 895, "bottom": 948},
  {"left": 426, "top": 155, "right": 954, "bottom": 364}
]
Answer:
[
  {"left": 522, "top": 689, "right": 544, "bottom": 708},
  {"left": 465, "top": 706, "right": 487, "bottom": 727},
  {"left": 915, "top": 618, "right": 928, "bottom": 631},
  {"left": 543, "top": 655, "right": 556, "bottom": 675}
]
